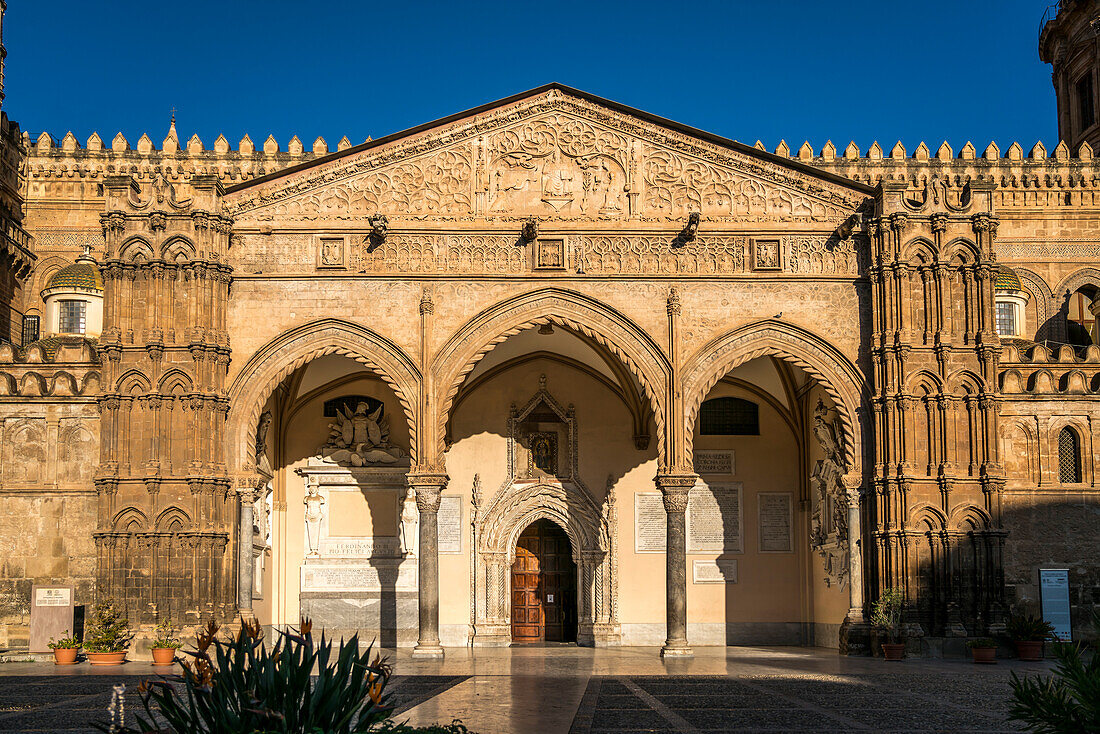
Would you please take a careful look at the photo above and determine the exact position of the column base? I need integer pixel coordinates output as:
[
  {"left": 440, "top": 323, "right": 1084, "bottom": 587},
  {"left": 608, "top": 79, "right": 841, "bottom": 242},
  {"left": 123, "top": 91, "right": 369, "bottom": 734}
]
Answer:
[
  {"left": 411, "top": 643, "right": 445, "bottom": 660},
  {"left": 660, "top": 640, "right": 694, "bottom": 658}
]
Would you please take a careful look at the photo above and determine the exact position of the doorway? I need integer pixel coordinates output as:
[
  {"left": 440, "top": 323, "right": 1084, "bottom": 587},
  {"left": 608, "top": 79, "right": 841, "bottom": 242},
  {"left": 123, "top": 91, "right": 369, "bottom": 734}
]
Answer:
[{"left": 510, "top": 519, "right": 577, "bottom": 643}]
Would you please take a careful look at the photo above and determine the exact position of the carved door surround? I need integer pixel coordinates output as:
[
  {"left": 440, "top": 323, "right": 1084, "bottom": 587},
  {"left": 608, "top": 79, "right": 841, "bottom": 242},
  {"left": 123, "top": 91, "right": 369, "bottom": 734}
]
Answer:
[{"left": 471, "top": 377, "right": 619, "bottom": 647}]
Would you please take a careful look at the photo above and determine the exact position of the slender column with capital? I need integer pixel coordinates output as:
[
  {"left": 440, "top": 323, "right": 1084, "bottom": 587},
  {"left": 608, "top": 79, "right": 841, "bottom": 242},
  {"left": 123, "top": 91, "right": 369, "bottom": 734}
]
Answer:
[
  {"left": 656, "top": 473, "right": 695, "bottom": 657},
  {"left": 236, "top": 483, "right": 258, "bottom": 615},
  {"left": 410, "top": 472, "right": 447, "bottom": 659}
]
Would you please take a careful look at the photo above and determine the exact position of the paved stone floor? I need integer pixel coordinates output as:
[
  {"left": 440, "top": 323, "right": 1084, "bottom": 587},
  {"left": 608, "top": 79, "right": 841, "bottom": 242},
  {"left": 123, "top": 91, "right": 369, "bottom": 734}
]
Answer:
[{"left": 0, "top": 646, "right": 1049, "bottom": 733}]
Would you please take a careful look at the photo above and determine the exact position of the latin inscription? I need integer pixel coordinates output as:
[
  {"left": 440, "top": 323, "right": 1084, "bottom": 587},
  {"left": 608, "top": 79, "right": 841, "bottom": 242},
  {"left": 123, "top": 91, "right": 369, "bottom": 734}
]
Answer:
[
  {"left": 692, "top": 559, "right": 738, "bottom": 584},
  {"left": 634, "top": 492, "right": 667, "bottom": 552},
  {"left": 301, "top": 564, "right": 416, "bottom": 592},
  {"left": 694, "top": 449, "right": 735, "bottom": 476},
  {"left": 758, "top": 492, "right": 793, "bottom": 553},
  {"left": 687, "top": 481, "right": 743, "bottom": 553},
  {"left": 439, "top": 495, "right": 462, "bottom": 554}
]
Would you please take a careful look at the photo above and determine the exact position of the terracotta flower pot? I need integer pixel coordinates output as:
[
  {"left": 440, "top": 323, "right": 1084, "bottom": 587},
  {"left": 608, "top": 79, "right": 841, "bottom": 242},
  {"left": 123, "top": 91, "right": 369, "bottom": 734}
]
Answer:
[
  {"left": 1016, "top": 640, "right": 1044, "bottom": 661},
  {"left": 971, "top": 646, "right": 997, "bottom": 664},
  {"left": 86, "top": 651, "right": 127, "bottom": 666},
  {"left": 882, "top": 642, "right": 906, "bottom": 661},
  {"left": 151, "top": 647, "right": 177, "bottom": 666},
  {"left": 52, "top": 648, "right": 78, "bottom": 665}
]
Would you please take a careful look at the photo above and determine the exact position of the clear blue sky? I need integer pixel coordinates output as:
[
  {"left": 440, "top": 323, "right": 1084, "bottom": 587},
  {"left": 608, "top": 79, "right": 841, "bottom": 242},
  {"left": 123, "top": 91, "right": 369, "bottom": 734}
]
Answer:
[{"left": 7, "top": 0, "right": 1058, "bottom": 153}]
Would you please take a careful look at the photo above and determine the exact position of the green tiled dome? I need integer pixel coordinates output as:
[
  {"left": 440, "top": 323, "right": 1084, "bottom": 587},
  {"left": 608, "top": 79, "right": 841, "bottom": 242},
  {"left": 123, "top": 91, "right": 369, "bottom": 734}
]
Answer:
[
  {"left": 994, "top": 265, "right": 1022, "bottom": 292},
  {"left": 43, "top": 261, "right": 103, "bottom": 293}
]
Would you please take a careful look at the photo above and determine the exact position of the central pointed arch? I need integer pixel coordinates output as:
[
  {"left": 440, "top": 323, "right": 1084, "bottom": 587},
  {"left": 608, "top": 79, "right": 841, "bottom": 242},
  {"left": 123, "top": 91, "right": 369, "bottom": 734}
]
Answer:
[
  {"left": 226, "top": 319, "right": 421, "bottom": 473},
  {"left": 430, "top": 287, "right": 670, "bottom": 461}
]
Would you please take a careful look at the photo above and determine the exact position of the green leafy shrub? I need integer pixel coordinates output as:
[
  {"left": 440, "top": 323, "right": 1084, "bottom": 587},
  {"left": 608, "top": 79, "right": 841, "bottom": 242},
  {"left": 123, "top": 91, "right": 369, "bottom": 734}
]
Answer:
[
  {"left": 1007, "top": 613, "right": 1056, "bottom": 642},
  {"left": 1009, "top": 610, "right": 1100, "bottom": 733},
  {"left": 375, "top": 723, "right": 472, "bottom": 733},
  {"left": 966, "top": 637, "right": 997, "bottom": 649},
  {"left": 870, "top": 587, "right": 904, "bottom": 644},
  {"left": 47, "top": 630, "right": 80, "bottom": 649},
  {"left": 83, "top": 601, "right": 133, "bottom": 653},
  {"left": 97, "top": 617, "right": 442, "bottom": 734},
  {"left": 152, "top": 618, "right": 182, "bottom": 649}
]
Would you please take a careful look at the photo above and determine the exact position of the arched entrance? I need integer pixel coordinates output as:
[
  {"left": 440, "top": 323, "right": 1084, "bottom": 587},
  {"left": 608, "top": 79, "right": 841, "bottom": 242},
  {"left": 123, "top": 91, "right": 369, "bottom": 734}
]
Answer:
[{"left": 511, "top": 519, "right": 577, "bottom": 643}]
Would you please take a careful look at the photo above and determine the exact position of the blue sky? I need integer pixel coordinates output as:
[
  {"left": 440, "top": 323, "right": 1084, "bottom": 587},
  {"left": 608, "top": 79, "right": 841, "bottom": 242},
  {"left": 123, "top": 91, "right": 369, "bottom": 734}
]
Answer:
[{"left": 7, "top": 0, "right": 1057, "bottom": 153}]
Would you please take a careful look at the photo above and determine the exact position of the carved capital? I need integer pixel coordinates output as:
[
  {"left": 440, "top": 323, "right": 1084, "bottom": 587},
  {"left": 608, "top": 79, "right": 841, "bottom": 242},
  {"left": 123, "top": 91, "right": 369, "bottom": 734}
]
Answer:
[
  {"left": 930, "top": 212, "right": 949, "bottom": 234},
  {"left": 655, "top": 473, "right": 696, "bottom": 514},
  {"left": 666, "top": 286, "right": 682, "bottom": 316},
  {"left": 889, "top": 212, "right": 908, "bottom": 234},
  {"left": 419, "top": 289, "right": 435, "bottom": 316},
  {"left": 408, "top": 471, "right": 448, "bottom": 514}
]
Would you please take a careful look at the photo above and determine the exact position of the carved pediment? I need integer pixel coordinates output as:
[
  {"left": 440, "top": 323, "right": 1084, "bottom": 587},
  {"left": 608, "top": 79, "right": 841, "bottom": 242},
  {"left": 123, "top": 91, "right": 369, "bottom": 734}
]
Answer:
[{"left": 226, "top": 85, "right": 869, "bottom": 225}]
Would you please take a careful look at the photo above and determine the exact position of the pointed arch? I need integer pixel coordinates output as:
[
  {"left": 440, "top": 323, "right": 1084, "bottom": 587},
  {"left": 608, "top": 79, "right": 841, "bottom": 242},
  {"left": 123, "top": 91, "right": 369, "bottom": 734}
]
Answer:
[
  {"left": 155, "top": 506, "right": 191, "bottom": 531},
  {"left": 113, "top": 507, "right": 149, "bottom": 532},
  {"left": 950, "top": 504, "right": 992, "bottom": 532},
  {"left": 905, "top": 369, "right": 944, "bottom": 394},
  {"left": 161, "top": 235, "right": 196, "bottom": 263},
  {"left": 944, "top": 237, "right": 979, "bottom": 265},
  {"left": 431, "top": 287, "right": 670, "bottom": 463},
  {"left": 1053, "top": 267, "right": 1100, "bottom": 300},
  {"left": 158, "top": 368, "right": 193, "bottom": 395},
  {"left": 946, "top": 369, "right": 986, "bottom": 395},
  {"left": 116, "top": 370, "right": 151, "bottom": 395},
  {"left": 903, "top": 236, "right": 937, "bottom": 264},
  {"left": 909, "top": 503, "right": 948, "bottom": 532},
  {"left": 119, "top": 236, "right": 155, "bottom": 262},
  {"left": 226, "top": 318, "right": 420, "bottom": 472},
  {"left": 682, "top": 319, "right": 866, "bottom": 472}
]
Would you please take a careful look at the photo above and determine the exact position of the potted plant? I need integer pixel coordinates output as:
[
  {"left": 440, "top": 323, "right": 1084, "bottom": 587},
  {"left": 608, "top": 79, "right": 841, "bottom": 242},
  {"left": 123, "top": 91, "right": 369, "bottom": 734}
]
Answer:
[
  {"left": 967, "top": 637, "right": 998, "bottom": 664},
  {"left": 870, "top": 587, "right": 905, "bottom": 660},
  {"left": 1005, "top": 613, "right": 1055, "bottom": 662},
  {"left": 83, "top": 601, "right": 133, "bottom": 665},
  {"left": 47, "top": 630, "right": 80, "bottom": 665},
  {"left": 151, "top": 619, "right": 181, "bottom": 666}
]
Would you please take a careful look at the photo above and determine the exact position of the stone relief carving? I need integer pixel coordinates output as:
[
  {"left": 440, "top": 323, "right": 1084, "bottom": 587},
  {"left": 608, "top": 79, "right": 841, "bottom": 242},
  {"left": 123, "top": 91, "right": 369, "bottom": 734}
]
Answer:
[
  {"left": 400, "top": 485, "right": 418, "bottom": 557},
  {"left": 579, "top": 235, "right": 746, "bottom": 274},
  {"left": 57, "top": 421, "right": 96, "bottom": 485},
  {"left": 317, "top": 400, "right": 407, "bottom": 467},
  {"left": 786, "top": 235, "right": 861, "bottom": 275},
  {"left": 304, "top": 480, "right": 325, "bottom": 558},
  {"left": 5, "top": 419, "right": 46, "bottom": 484},
  {"left": 809, "top": 399, "right": 849, "bottom": 588}
]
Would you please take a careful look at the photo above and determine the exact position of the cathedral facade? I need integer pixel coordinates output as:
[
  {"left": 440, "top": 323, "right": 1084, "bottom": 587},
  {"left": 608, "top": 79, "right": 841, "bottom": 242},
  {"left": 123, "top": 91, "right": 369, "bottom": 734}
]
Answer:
[{"left": 2, "top": 2, "right": 1099, "bottom": 657}]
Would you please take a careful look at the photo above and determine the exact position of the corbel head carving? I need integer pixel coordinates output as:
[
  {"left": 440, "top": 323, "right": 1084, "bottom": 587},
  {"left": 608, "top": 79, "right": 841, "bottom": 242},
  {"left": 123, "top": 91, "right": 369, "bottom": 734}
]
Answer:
[
  {"left": 368, "top": 213, "right": 388, "bottom": 249},
  {"left": 520, "top": 216, "right": 539, "bottom": 245},
  {"left": 673, "top": 212, "right": 700, "bottom": 247}
]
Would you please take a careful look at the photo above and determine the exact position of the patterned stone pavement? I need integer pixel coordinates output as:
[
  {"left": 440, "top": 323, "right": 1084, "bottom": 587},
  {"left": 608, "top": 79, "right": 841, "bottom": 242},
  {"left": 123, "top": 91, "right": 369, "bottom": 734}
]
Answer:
[{"left": 0, "top": 647, "right": 1046, "bottom": 733}]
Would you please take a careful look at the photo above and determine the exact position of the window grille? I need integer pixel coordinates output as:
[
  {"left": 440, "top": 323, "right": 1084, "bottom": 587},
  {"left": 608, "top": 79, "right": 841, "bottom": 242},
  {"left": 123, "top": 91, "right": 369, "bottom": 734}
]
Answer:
[
  {"left": 1059, "top": 427, "right": 1082, "bottom": 483},
  {"left": 21, "top": 314, "right": 39, "bottom": 346},
  {"left": 699, "top": 397, "right": 759, "bottom": 435},
  {"left": 58, "top": 300, "right": 87, "bottom": 334},
  {"left": 995, "top": 302, "right": 1017, "bottom": 337}
]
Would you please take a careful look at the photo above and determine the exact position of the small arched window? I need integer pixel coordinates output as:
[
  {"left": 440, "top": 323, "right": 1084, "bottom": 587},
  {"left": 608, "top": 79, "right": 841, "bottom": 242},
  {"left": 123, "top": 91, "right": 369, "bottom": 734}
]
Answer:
[
  {"left": 699, "top": 397, "right": 759, "bottom": 435},
  {"left": 1058, "top": 426, "right": 1082, "bottom": 484}
]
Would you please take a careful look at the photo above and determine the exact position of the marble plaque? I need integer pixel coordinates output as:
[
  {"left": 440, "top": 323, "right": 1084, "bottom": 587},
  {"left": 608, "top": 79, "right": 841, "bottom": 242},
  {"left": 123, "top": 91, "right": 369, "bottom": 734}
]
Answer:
[
  {"left": 634, "top": 492, "right": 667, "bottom": 552},
  {"left": 319, "top": 537, "right": 400, "bottom": 557},
  {"left": 438, "top": 495, "right": 462, "bottom": 554},
  {"left": 687, "top": 481, "right": 743, "bottom": 553},
  {"left": 693, "top": 559, "right": 738, "bottom": 583},
  {"left": 694, "top": 449, "right": 735, "bottom": 476},
  {"left": 301, "top": 563, "right": 417, "bottom": 592},
  {"left": 758, "top": 492, "right": 793, "bottom": 553}
]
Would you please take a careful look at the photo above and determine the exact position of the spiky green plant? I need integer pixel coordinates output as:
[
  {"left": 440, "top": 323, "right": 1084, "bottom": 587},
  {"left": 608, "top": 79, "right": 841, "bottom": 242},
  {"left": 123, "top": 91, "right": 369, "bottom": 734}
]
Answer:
[
  {"left": 1009, "top": 610, "right": 1100, "bottom": 733},
  {"left": 96, "top": 617, "right": 405, "bottom": 733}
]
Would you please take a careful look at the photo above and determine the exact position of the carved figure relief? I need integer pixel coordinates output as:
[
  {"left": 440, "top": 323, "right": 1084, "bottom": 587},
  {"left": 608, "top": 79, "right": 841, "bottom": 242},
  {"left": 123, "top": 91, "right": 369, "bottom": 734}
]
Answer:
[
  {"left": 752, "top": 238, "right": 781, "bottom": 270},
  {"left": 304, "top": 481, "right": 325, "bottom": 558},
  {"left": 400, "top": 486, "right": 418, "bottom": 557},
  {"left": 809, "top": 399, "right": 849, "bottom": 588},
  {"left": 318, "top": 400, "right": 406, "bottom": 466}
]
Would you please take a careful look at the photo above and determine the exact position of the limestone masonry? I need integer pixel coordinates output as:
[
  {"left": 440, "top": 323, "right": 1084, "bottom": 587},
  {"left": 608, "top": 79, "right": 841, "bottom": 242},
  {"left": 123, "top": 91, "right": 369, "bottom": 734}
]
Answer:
[{"left": 1, "top": 0, "right": 1099, "bottom": 657}]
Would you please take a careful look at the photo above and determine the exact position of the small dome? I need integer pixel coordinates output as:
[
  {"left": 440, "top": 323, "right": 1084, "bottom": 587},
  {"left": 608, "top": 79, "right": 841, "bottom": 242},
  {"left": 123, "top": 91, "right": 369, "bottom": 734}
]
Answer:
[
  {"left": 994, "top": 265, "right": 1022, "bottom": 292},
  {"left": 43, "top": 257, "right": 103, "bottom": 294}
]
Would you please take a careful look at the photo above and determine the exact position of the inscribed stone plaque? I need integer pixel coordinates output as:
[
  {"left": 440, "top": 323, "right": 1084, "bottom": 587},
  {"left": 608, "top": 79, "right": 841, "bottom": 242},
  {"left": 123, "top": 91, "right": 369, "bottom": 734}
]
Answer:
[
  {"left": 758, "top": 492, "right": 793, "bottom": 553},
  {"left": 301, "top": 563, "right": 416, "bottom": 592},
  {"left": 634, "top": 492, "right": 667, "bottom": 552},
  {"left": 438, "top": 495, "right": 462, "bottom": 554},
  {"left": 694, "top": 450, "right": 735, "bottom": 476},
  {"left": 692, "top": 559, "right": 738, "bottom": 584},
  {"left": 687, "top": 481, "right": 743, "bottom": 553}
]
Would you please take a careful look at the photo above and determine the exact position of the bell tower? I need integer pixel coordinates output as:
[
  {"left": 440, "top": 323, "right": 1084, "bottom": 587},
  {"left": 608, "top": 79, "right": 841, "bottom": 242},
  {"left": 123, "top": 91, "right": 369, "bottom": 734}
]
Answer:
[{"left": 1040, "top": 0, "right": 1100, "bottom": 151}]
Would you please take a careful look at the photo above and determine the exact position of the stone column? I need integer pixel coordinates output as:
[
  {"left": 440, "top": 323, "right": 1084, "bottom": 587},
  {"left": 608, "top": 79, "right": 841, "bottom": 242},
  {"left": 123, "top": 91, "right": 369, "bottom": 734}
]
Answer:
[
  {"left": 656, "top": 473, "right": 695, "bottom": 658},
  {"left": 843, "top": 477, "right": 864, "bottom": 622},
  {"left": 236, "top": 482, "right": 258, "bottom": 615},
  {"left": 410, "top": 472, "right": 447, "bottom": 659}
]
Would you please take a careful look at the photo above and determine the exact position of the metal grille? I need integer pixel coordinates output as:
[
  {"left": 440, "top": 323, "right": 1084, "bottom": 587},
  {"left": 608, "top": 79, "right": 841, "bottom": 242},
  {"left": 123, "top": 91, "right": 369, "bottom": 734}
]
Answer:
[
  {"left": 1059, "top": 427, "right": 1081, "bottom": 483},
  {"left": 699, "top": 397, "right": 759, "bottom": 435},
  {"left": 58, "top": 300, "right": 86, "bottom": 334},
  {"left": 995, "top": 302, "right": 1017, "bottom": 337},
  {"left": 21, "top": 314, "right": 39, "bottom": 346}
]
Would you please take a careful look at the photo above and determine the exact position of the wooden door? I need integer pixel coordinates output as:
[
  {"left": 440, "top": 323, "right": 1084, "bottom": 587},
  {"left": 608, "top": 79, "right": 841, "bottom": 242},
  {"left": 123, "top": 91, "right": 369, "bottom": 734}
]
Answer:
[{"left": 511, "top": 519, "right": 577, "bottom": 643}]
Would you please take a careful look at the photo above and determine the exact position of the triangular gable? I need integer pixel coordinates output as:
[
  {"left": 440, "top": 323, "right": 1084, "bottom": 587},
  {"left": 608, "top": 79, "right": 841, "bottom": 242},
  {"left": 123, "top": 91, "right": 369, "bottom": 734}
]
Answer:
[{"left": 225, "top": 84, "right": 871, "bottom": 224}]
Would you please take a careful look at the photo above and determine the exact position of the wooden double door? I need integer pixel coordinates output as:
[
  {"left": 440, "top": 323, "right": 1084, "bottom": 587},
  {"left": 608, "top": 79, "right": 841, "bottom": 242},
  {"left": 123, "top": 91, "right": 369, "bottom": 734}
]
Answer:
[{"left": 510, "top": 519, "right": 577, "bottom": 643}]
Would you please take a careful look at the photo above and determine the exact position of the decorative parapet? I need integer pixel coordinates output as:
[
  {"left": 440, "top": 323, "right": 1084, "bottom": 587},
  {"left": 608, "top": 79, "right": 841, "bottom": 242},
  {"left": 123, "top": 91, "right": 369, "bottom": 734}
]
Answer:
[
  {"left": 0, "top": 337, "right": 101, "bottom": 396},
  {"left": 999, "top": 342, "right": 1100, "bottom": 395}
]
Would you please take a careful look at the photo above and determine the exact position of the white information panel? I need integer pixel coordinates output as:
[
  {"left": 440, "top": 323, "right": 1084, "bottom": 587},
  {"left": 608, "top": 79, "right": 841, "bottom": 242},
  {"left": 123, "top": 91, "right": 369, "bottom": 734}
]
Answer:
[
  {"left": 634, "top": 492, "right": 667, "bottom": 552},
  {"left": 438, "top": 495, "right": 463, "bottom": 554},
  {"left": 687, "top": 480, "right": 743, "bottom": 553},
  {"left": 34, "top": 588, "right": 71, "bottom": 606},
  {"left": 1040, "top": 568, "right": 1073, "bottom": 642},
  {"left": 758, "top": 492, "right": 793, "bottom": 553}
]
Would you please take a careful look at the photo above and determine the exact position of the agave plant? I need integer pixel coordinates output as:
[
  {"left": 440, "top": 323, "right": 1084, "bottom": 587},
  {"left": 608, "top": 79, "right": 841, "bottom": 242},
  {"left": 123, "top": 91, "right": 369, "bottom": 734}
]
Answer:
[{"left": 97, "top": 617, "right": 397, "bottom": 733}]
